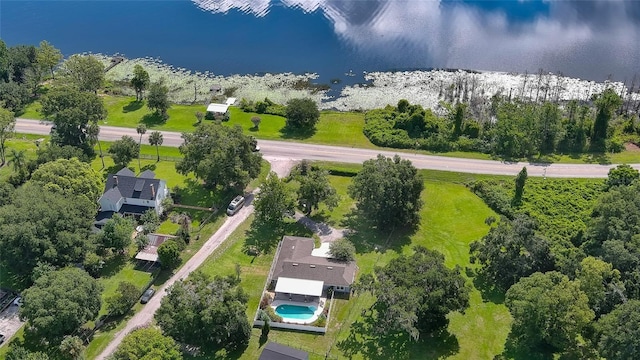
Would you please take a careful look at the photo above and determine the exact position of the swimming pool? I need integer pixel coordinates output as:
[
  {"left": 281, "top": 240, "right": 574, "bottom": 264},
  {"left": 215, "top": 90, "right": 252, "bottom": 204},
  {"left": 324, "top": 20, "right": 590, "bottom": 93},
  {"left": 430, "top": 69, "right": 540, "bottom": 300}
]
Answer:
[{"left": 275, "top": 304, "right": 317, "bottom": 320}]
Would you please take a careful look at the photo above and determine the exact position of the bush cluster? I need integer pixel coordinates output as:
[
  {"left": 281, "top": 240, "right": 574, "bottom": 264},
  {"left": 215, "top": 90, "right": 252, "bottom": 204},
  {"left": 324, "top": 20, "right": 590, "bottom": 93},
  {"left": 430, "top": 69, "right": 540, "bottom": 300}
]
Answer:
[{"left": 239, "top": 97, "right": 286, "bottom": 116}]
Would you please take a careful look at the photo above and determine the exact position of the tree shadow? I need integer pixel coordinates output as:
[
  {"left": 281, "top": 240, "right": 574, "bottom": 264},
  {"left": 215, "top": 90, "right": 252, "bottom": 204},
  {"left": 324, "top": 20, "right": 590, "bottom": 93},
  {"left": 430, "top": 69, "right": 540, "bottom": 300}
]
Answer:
[
  {"left": 340, "top": 209, "right": 413, "bottom": 254},
  {"left": 122, "top": 100, "right": 144, "bottom": 113},
  {"left": 336, "top": 310, "right": 460, "bottom": 360},
  {"left": 140, "top": 112, "right": 166, "bottom": 127},
  {"left": 469, "top": 269, "right": 507, "bottom": 304},
  {"left": 98, "top": 253, "right": 128, "bottom": 278},
  {"left": 140, "top": 163, "right": 157, "bottom": 172},
  {"left": 175, "top": 178, "right": 232, "bottom": 209},
  {"left": 244, "top": 220, "right": 313, "bottom": 255},
  {"left": 495, "top": 334, "right": 555, "bottom": 360},
  {"left": 279, "top": 125, "right": 316, "bottom": 140},
  {"left": 249, "top": 126, "right": 259, "bottom": 132}
]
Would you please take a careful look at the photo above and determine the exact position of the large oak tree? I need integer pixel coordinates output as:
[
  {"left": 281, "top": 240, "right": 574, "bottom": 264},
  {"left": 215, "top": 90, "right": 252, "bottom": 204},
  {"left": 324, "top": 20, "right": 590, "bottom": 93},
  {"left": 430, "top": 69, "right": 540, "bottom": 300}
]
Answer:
[
  {"left": 20, "top": 267, "right": 102, "bottom": 342},
  {"left": 349, "top": 154, "right": 423, "bottom": 230},
  {"left": 176, "top": 123, "right": 262, "bottom": 191}
]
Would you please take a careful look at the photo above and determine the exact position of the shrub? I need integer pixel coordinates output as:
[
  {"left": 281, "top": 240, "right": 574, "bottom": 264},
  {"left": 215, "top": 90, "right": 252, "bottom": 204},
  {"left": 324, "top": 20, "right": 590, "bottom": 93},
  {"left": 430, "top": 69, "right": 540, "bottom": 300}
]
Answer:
[{"left": 264, "top": 306, "right": 282, "bottom": 322}]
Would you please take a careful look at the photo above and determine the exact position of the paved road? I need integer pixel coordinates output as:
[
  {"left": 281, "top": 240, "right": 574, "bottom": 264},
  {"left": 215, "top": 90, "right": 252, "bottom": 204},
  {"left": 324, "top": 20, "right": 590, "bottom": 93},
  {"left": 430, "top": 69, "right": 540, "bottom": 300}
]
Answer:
[{"left": 15, "top": 118, "right": 638, "bottom": 178}]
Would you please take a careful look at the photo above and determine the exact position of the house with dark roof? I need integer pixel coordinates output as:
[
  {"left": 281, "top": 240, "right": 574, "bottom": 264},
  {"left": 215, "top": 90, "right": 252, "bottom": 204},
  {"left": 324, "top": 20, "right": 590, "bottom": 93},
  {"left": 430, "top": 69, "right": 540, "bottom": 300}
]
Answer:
[
  {"left": 259, "top": 342, "right": 308, "bottom": 360},
  {"left": 269, "top": 236, "right": 358, "bottom": 296},
  {"left": 95, "top": 168, "right": 168, "bottom": 226}
]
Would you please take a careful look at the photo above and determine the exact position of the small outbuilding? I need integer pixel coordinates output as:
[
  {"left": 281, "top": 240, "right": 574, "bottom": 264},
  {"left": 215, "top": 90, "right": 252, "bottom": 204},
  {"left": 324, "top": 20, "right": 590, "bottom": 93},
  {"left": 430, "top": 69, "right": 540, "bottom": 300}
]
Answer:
[
  {"left": 134, "top": 233, "right": 177, "bottom": 263},
  {"left": 259, "top": 342, "right": 309, "bottom": 360}
]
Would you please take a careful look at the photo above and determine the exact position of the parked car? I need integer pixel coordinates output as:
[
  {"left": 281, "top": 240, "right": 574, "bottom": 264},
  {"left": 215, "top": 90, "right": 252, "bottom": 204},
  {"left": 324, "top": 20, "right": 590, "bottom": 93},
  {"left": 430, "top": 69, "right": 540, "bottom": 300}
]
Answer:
[
  {"left": 12, "top": 297, "right": 22, "bottom": 307},
  {"left": 0, "top": 334, "right": 5, "bottom": 345},
  {"left": 226, "top": 195, "right": 246, "bottom": 216},
  {"left": 140, "top": 288, "right": 155, "bottom": 304}
]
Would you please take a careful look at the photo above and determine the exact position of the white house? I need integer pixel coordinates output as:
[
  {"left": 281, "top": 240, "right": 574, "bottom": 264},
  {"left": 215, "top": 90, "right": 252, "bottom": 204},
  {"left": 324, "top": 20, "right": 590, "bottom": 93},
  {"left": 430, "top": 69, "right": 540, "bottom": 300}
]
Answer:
[{"left": 95, "top": 168, "right": 168, "bottom": 226}]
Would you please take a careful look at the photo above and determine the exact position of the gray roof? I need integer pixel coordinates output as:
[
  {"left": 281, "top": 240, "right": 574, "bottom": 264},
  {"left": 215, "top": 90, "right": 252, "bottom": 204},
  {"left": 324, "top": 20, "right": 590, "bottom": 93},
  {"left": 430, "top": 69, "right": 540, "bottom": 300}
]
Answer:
[
  {"left": 139, "top": 169, "right": 156, "bottom": 179},
  {"left": 259, "top": 342, "right": 308, "bottom": 360},
  {"left": 271, "top": 236, "right": 357, "bottom": 287},
  {"left": 102, "top": 187, "right": 122, "bottom": 203},
  {"left": 104, "top": 172, "right": 161, "bottom": 201},
  {"left": 116, "top": 167, "right": 135, "bottom": 177}
]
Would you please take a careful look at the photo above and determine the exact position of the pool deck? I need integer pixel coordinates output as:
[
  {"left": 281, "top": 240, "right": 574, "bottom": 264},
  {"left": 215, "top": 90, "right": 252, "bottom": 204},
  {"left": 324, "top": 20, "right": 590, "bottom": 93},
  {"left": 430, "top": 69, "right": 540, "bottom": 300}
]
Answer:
[{"left": 271, "top": 297, "right": 326, "bottom": 325}]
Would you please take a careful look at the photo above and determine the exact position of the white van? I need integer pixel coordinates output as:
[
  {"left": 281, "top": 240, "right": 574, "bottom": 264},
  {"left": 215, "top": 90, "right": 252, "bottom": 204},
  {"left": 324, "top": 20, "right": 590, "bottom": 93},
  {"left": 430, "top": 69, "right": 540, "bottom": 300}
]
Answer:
[{"left": 226, "top": 195, "right": 246, "bottom": 216}]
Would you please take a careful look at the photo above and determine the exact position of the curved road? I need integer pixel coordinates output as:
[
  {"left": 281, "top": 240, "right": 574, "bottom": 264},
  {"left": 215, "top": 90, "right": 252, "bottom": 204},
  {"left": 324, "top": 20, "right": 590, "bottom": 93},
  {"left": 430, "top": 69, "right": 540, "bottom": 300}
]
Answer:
[{"left": 15, "top": 118, "right": 638, "bottom": 178}]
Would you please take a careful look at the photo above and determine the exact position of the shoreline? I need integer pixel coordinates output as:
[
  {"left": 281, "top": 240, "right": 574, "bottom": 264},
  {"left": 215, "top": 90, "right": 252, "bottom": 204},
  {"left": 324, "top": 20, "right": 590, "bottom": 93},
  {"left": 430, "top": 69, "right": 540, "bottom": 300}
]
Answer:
[{"left": 94, "top": 54, "right": 640, "bottom": 112}]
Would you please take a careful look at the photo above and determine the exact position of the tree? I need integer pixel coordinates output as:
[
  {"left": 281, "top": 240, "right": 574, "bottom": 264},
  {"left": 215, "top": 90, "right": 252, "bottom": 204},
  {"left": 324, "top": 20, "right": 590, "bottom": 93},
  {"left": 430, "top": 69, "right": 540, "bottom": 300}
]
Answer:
[
  {"left": 99, "top": 214, "right": 134, "bottom": 252},
  {"left": 60, "top": 54, "right": 104, "bottom": 93},
  {"left": 328, "top": 239, "right": 356, "bottom": 261},
  {"left": 576, "top": 256, "right": 625, "bottom": 317},
  {"left": 537, "top": 102, "right": 563, "bottom": 153},
  {"left": 140, "top": 208, "right": 161, "bottom": 234},
  {"left": 195, "top": 111, "right": 204, "bottom": 124},
  {"left": 148, "top": 131, "right": 163, "bottom": 162},
  {"left": 83, "top": 252, "right": 104, "bottom": 278},
  {"left": 514, "top": 166, "right": 528, "bottom": 204},
  {"left": 41, "top": 86, "right": 106, "bottom": 155},
  {"left": 254, "top": 172, "right": 296, "bottom": 228},
  {"left": 494, "top": 101, "right": 539, "bottom": 158},
  {"left": 136, "top": 124, "right": 147, "bottom": 170},
  {"left": 130, "top": 64, "right": 150, "bottom": 101},
  {"left": 605, "top": 163, "right": 639, "bottom": 189},
  {"left": 176, "top": 124, "right": 262, "bottom": 191},
  {"left": 251, "top": 116, "right": 261, "bottom": 129},
  {"left": 106, "top": 281, "right": 140, "bottom": 317},
  {"left": 470, "top": 215, "right": 554, "bottom": 291},
  {"left": 6, "top": 346, "right": 50, "bottom": 360},
  {"left": 285, "top": 98, "right": 320, "bottom": 130},
  {"left": 158, "top": 240, "right": 181, "bottom": 269},
  {"left": 505, "top": 271, "right": 594, "bottom": 352},
  {"left": 30, "top": 157, "right": 103, "bottom": 204},
  {"left": 147, "top": 79, "right": 170, "bottom": 119},
  {"left": 59, "top": 335, "right": 85, "bottom": 360},
  {"left": 113, "top": 327, "right": 182, "bottom": 360},
  {"left": 0, "top": 81, "right": 31, "bottom": 112},
  {"left": 449, "top": 102, "right": 466, "bottom": 138},
  {"left": 155, "top": 271, "right": 250, "bottom": 350},
  {"left": 592, "top": 88, "right": 622, "bottom": 148},
  {"left": 36, "top": 40, "right": 62, "bottom": 79},
  {"left": 20, "top": 267, "right": 102, "bottom": 342},
  {"left": 108, "top": 135, "right": 139, "bottom": 168},
  {"left": 0, "top": 106, "right": 15, "bottom": 166},
  {"left": 296, "top": 167, "right": 339, "bottom": 215},
  {"left": 359, "top": 246, "right": 469, "bottom": 340},
  {"left": 8, "top": 148, "right": 26, "bottom": 174},
  {"left": 0, "top": 182, "right": 95, "bottom": 276},
  {"left": 36, "top": 143, "right": 89, "bottom": 165},
  {"left": 135, "top": 232, "right": 149, "bottom": 251},
  {"left": 595, "top": 300, "right": 640, "bottom": 360},
  {"left": 87, "top": 122, "right": 104, "bottom": 168},
  {"left": 349, "top": 154, "right": 423, "bottom": 230}
]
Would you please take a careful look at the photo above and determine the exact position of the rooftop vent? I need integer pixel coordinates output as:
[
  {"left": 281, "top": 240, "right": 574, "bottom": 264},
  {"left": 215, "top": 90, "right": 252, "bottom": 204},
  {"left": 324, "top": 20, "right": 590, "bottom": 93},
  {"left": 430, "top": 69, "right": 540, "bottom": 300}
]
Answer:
[
  {"left": 310, "top": 265, "right": 316, "bottom": 268},
  {"left": 292, "top": 263, "right": 298, "bottom": 266},
  {"left": 327, "top": 266, "right": 333, "bottom": 270}
]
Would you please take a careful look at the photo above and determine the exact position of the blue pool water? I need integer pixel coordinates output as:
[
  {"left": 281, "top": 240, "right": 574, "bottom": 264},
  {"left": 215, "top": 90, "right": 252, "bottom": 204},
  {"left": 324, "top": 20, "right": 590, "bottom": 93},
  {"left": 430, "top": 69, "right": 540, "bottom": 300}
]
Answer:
[{"left": 275, "top": 304, "right": 317, "bottom": 320}]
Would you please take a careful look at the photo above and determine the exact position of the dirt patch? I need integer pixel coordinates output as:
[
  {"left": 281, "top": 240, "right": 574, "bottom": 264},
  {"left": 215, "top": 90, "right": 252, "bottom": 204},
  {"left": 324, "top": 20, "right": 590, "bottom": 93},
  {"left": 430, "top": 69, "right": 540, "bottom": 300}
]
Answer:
[
  {"left": 625, "top": 142, "right": 640, "bottom": 152},
  {"left": 263, "top": 156, "right": 299, "bottom": 178}
]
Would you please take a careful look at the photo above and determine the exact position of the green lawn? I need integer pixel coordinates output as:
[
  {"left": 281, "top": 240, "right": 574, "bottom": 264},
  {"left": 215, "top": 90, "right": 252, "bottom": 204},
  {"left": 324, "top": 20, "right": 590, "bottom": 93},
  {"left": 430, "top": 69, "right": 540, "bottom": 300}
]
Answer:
[{"left": 187, "top": 165, "right": 510, "bottom": 360}]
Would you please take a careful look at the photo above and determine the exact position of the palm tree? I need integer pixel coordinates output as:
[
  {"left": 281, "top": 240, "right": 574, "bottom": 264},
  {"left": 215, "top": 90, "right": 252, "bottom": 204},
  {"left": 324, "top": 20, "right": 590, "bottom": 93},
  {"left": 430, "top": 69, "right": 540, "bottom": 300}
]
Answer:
[
  {"left": 88, "top": 122, "right": 104, "bottom": 169},
  {"left": 9, "top": 148, "right": 26, "bottom": 174},
  {"left": 136, "top": 124, "right": 147, "bottom": 170},
  {"left": 148, "top": 131, "right": 163, "bottom": 162}
]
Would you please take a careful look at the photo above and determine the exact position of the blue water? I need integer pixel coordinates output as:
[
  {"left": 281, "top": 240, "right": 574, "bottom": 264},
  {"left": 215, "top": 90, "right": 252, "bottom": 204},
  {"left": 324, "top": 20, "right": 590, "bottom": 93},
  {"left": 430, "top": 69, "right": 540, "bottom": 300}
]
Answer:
[
  {"left": 1, "top": 0, "right": 639, "bottom": 82},
  {"left": 275, "top": 304, "right": 317, "bottom": 320}
]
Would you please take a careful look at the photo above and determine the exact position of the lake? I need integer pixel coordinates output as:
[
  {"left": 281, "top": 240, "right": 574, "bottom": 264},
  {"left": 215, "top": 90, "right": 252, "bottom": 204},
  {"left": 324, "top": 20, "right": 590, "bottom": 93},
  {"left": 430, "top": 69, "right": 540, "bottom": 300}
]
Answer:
[{"left": 1, "top": 0, "right": 639, "bottom": 84}]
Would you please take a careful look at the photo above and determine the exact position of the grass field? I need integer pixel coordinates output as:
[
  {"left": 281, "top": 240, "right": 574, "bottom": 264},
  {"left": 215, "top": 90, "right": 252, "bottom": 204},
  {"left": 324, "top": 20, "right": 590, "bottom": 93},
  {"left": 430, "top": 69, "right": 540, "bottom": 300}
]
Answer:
[
  {"left": 185, "top": 163, "right": 510, "bottom": 360},
  {"left": 19, "top": 95, "right": 640, "bottom": 164}
]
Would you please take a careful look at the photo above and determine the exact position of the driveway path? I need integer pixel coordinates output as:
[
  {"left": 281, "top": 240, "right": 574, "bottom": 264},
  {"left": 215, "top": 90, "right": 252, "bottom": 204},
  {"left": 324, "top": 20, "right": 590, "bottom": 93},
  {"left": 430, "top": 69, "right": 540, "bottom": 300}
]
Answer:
[
  {"left": 15, "top": 118, "right": 636, "bottom": 178},
  {"left": 95, "top": 203, "right": 254, "bottom": 359},
  {"left": 94, "top": 158, "right": 298, "bottom": 359}
]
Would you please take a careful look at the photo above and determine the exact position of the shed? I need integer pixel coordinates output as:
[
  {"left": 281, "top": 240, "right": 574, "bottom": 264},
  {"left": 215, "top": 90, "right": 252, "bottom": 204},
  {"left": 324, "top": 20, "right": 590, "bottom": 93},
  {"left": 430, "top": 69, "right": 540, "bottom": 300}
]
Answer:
[{"left": 259, "top": 342, "right": 309, "bottom": 360}]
